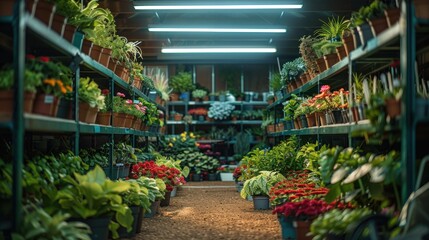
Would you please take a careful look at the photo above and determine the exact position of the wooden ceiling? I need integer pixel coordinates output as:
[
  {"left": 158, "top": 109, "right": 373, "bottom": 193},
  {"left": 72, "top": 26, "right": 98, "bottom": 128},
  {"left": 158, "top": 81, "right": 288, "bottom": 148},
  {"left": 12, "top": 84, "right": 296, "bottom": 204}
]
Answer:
[{"left": 99, "top": 0, "right": 370, "bottom": 64}]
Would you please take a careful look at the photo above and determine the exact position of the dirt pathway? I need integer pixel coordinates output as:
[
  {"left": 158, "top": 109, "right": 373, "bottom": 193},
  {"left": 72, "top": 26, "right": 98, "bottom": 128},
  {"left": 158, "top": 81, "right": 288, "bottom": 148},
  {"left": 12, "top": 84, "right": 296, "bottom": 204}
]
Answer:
[{"left": 134, "top": 181, "right": 281, "bottom": 240}]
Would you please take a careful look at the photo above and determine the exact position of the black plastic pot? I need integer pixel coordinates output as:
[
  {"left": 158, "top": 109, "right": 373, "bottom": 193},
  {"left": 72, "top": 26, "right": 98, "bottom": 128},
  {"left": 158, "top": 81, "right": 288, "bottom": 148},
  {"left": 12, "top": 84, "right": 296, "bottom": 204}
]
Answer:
[{"left": 118, "top": 206, "right": 140, "bottom": 238}]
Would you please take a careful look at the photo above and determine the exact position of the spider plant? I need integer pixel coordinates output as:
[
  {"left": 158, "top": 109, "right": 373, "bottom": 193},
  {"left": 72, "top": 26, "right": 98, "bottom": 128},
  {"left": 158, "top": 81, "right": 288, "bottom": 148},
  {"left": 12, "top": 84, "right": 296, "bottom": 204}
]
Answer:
[{"left": 314, "top": 16, "right": 350, "bottom": 41}]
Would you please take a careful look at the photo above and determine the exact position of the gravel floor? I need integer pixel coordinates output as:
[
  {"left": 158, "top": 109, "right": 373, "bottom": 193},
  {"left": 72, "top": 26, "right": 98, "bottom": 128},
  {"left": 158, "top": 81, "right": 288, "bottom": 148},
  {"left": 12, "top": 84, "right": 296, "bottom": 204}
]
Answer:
[{"left": 133, "top": 181, "right": 281, "bottom": 240}]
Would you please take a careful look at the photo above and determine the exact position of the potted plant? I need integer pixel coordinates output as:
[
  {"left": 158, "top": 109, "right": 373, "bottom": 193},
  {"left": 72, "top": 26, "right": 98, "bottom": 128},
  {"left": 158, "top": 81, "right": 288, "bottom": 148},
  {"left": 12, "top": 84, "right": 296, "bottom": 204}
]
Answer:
[
  {"left": 192, "top": 89, "right": 207, "bottom": 102},
  {"left": 351, "top": 0, "right": 387, "bottom": 46},
  {"left": 231, "top": 110, "right": 241, "bottom": 121},
  {"left": 78, "top": 77, "right": 105, "bottom": 123},
  {"left": 207, "top": 102, "right": 235, "bottom": 120},
  {"left": 51, "top": 166, "right": 133, "bottom": 240},
  {"left": 233, "top": 130, "right": 252, "bottom": 162},
  {"left": 0, "top": 65, "right": 42, "bottom": 117},
  {"left": 151, "top": 70, "right": 172, "bottom": 104},
  {"left": 217, "top": 165, "right": 236, "bottom": 181},
  {"left": 240, "top": 171, "right": 286, "bottom": 210},
  {"left": 314, "top": 16, "right": 350, "bottom": 66},
  {"left": 270, "top": 72, "right": 283, "bottom": 99},
  {"left": 11, "top": 204, "right": 91, "bottom": 240},
  {"left": 266, "top": 95, "right": 276, "bottom": 105},
  {"left": 299, "top": 35, "right": 320, "bottom": 79},
  {"left": 283, "top": 94, "right": 301, "bottom": 130},
  {"left": 170, "top": 72, "right": 194, "bottom": 101}
]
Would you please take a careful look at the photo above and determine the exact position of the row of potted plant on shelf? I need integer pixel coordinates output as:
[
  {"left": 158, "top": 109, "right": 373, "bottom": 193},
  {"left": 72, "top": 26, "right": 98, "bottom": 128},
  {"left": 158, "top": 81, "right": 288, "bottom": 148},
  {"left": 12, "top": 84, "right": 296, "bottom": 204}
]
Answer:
[
  {"left": 271, "top": 0, "right": 403, "bottom": 96},
  {"left": 0, "top": 143, "right": 189, "bottom": 239},
  {"left": 232, "top": 136, "right": 401, "bottom": 239},
  {"left": 169, "top": 108, "right": 264, "bottom": 122}
]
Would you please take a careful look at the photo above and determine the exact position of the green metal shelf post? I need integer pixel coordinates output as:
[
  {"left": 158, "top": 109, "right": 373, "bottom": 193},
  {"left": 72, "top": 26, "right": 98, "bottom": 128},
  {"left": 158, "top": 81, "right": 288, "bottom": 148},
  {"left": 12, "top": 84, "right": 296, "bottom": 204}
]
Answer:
[
  {"left": 401, "top": 0, "right": 416, "bottom": 204},
  {"left": 71, "top": 54, "right": 82, "bottom": 155},
  {"left": 12, "top": 0, "right": 25, "bottom": 230}
]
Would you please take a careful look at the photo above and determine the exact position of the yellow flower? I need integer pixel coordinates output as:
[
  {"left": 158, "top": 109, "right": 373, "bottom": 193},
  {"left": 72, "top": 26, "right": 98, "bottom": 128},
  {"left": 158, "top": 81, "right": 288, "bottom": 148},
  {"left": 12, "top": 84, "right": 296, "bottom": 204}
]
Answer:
[
  {"left": 190, "top": 133, "right": 195, "bottom": 138},
  {"left": 56, "top": 79, "right": 64, "bottom": 87},
  {"left": 43, "top": 79, "right": 55, "bottom": 86},
  {"left": 168, "top": 143, "right": 173, "bottom": 147},
  {"left": 181, "top": 138, "right": 186, "bottom": 142},
  {"left": 172, "top": 137, "right": 176, "bottom": 142}
]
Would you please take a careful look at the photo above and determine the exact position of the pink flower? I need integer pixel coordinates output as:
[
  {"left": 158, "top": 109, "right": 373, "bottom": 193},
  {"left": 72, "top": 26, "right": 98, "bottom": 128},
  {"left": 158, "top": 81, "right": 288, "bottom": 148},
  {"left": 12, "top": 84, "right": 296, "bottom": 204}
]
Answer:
[
  {"left": 320, "top": 85, "right": 330, "bottom": 93},
  {"left": 116, "top": 92, "right": 126, "bottom": 98},
  {"left": 125, "top": 99, "right": 133, "bottom": 104}
]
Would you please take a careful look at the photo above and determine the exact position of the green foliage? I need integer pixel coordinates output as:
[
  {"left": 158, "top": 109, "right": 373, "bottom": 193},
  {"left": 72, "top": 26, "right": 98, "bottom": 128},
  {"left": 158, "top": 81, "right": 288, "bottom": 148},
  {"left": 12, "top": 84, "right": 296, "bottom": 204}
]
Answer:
[
  {"left": 296, "top": 142, "right": 327, "bottom": 177},
  {"left": 283, "top": 94, "right": 301, "bottom": 120},
  {"left": 310, "top": 208, "right": 373, "bottom": 240},
  {"left": 52, "top": 166, "right": 133, "bottom": 239},
  {"left": 79, "top": 77, "right": 105, "bottom": 109},
  {"left": 265, "top": 136, "right": 301, "bottom": 174},
  {"left": 177, "top": 151, "right": 219, "bottom": 174},
  {"left": 170, "top": 72, "right": 194, "bottom": 93},
  {"left": 207, "top": 102, "right": 235, "bottom": 120},
  {"left": 319, "top": 147, "right": 401, "bottom": 211},
  {"left": 114, "top": 143, "right": 137, "bottom": 165},
  {"left": 233, "top": 130, "right": 252, "bottom": 160},
  {"left": 270, "top": 72, "right": 283, "bottom": 92},
  {"left": 0, "top": 67, "right": 43, "bottom": 92},
  {"left": 280, "top": 57, "right": 306, "bottom": 85},
  {"left": 11, "top": 204, "right": 91, "bottom": 240},
  {"left": 80, "top": 147, "right": 110, "bottom": 168},
  {"left": 120, "top": 179, "right": 151, "bottom": 212},
  {"left": 314, "top": 16, "right": 350, "bottom": 41},
  {"left": 240, "top": 171, "right": 286, "bottom": 199},
  {"left": 154, "top": 153, "right": 190, "bottom": 177},
  {"left": 351, "top": 0, "right": 387, "bottom": 27},
  {"left": 192, "top": 89, "right": 207, "bottom": 99}
]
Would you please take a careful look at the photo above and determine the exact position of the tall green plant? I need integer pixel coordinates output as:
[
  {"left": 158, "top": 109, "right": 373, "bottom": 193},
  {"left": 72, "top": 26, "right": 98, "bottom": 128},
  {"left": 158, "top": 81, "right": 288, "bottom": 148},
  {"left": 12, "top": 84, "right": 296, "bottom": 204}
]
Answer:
[{"left": 240, "top": 171, "right": 286, "bottom": 198}]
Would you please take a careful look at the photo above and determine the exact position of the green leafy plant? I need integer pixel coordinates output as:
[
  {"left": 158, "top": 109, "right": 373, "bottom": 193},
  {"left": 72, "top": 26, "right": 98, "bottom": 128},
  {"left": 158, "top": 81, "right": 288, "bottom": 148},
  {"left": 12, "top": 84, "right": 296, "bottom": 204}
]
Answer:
[
  {"left": 0, "top": 66, "right": 42, "bottom": 92},
  {"left": 310, "top": 208, "right": 373, "bottom": 240},
  {"left": 120, "top": 179, "right": 151, "bottom": 213},
  {"left": 79, "top": 77, "right": 105, "bottom": 109},
  {"left": 192, "top": 89, "right": 207, "bottom": 99},
  {"left": 265, "top": 136, "right": 301, "bottom": 174},
  {"left": 170, "top": 72, "right": 194, "bottom": 93},
  {"left": 283, "top": 94, "right": 301, "bottom": 120},
  {"left": 178, "top": 151, "right": 219, "bottom": 174},
  {"left": 240, "top": 171, "right": 286, "bottom": 199},
  {"left": 270, "top": 72, "right": 283, "bottom": 92},
  {"left": 350, "top": 0, "right": 387, "bottom": 27},
  {"left": 280, "top": 57, "right": 306, "bottom": 85},
  {"left": 114, "top": 143, "right": 137, "bottom": 165},
  {"left": 233, "top": 130, "right": 252, "bottom": 161},
  {"left": 52, "top": 166, "right": 133, "bottom": 239},
  {"left": 11, "top": 204, "right": 91, "bottom": 240},
  {"left": 315, "top": 16, "right": 350, "bottom": 42}
]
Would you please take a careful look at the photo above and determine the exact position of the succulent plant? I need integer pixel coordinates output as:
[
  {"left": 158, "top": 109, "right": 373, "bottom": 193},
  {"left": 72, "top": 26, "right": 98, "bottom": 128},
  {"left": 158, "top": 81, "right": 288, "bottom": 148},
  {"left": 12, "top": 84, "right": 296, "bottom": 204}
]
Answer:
[{"left": 207, "top": 102, "right": 235, "bottom": 120}]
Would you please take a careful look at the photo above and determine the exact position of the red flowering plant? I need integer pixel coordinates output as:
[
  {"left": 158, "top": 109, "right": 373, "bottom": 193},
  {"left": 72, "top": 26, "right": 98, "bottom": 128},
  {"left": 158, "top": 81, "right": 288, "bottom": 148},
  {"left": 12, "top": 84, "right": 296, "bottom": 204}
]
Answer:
[
  {"left": 272, "top": 198, "right": 352, "bottom": 220},
  {"left": 217, "top": 166, "right": 235, "bottom": 173},
  {"left": 188, "top": 108, "right": 208, "bottom": 116},
  {"left": 131, "top": 161, "right": 186, "bottom": 191},
  {"left": 233, "top": 164, "right": 247, "bottom": 181},
  {"left": 269, "top": 171, "right": 327, "bottom": 206}
]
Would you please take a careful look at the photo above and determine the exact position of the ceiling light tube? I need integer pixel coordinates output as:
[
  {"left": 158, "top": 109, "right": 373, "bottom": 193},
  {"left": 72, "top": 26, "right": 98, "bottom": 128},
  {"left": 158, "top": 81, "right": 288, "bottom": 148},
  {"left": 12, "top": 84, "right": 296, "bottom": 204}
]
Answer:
[
  {"left": 135, "top": 4, "right": 302, "bottom": 10},
  {"left": 149, "top": 27, "right": 286, "bottom": 33},
  {"left": 161, "top": 47, "right": 277, "bottom": 53}
]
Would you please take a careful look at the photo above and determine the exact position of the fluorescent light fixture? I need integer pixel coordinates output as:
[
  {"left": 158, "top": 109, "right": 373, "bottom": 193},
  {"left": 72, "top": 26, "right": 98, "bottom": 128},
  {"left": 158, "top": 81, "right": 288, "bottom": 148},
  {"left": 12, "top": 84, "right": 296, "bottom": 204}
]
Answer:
[
  {"left": 134, "top": 1, "right": 302, "bottom": 10},
  {"left": 162, "top": 47, "right": 277, "bottom": 53},
  {"left": 149, "top": 27, "right": 286, "bottom": 33}
]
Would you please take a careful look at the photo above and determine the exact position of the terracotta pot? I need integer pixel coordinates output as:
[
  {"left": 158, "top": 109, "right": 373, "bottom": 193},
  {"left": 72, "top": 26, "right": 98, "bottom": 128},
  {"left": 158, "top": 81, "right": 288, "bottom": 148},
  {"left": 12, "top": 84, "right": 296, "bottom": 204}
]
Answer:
[
  {"left": 300, "top": 74, "right": 307, "bottom": 85},
  {"left": 79, "top": 102, "right": 98, "bottom": 124},
  {"left": 173, "top": 114, "right": 183, "bottom": 121},
  {"left": 108, "top": 58, "right": 118, "bottom": 72},
  {"left": 385, "top": 98, "right": 401, "bottom": 118},
  {"left": 62, "top": 24, "right": 76, "bottom": 44},
  {"left": 133, "top": 118, "right": 142, "bottom": 130},
  {"left": 132, "top": 77, "right": 142, "bottom": 90},
  {"left": 324, "top": 53, "right": 339, "bottom": 69},
  {"left": 305, "top": 112, "right": 317, "bottom": 127},
  {"left": 267, "top": 124, "right": 275, "bottom": 133},
  {"left": 112, "top": 112, "right": 126, "bottom": 127},
  {"left": 90, "top": 44, "right": 102, "bottom": 62},
  {"left": 114, "top": 63, "right": 126, "bottom": 79},
  {"left": 293, "top": 118, "right": 300, "bottom": 129},
  {"left": 414, "top": 0, "right": 429, "bottom": 19},
  {"left": 385, "top": 8, "right": 401, "bottom": 27},
  {"left": 357, "top": 23, "right": 374, "bottom": 46},
  {"left": 351, "top": 107, "right": 360, "bottom": 122},
  {"left": 50, "top": 96, "right": 61, "bottom": 117},
  {"left": 296, "top": 78, "right": 302, "bottom": 88},
  {"left": 277, "top": 123, "right": 284, "bottom": 132},
  {"left": 342, "top": 34, "right": 355, "bottom": 56},
  {"left": 96, "top": 112, "right": 111, "bottom": 125},
  {"left": 33, "top": 93, "right": 55, "bottom": 116},
  {"left": 31, "top": 0, "right": 55, "bottom": 27},
  {"left": 51, "top": 13, "right": 67, "bottom": 37},
  {"left": 369, "top": 16, "right": 389, "bottom": 36},
  {"left": 336, "top": 45, "right": 347, "bottom": 61},
  {"left": 81, "top": 39, "right": 93, "bottom": 56},
  {"left": 0, "top": 0, "right": 14, "bottom": 16},
  {"left": 170, "top": 93, "right": 180, "bottom": 101},
  {"left": 98, "top": 48, "right": 111, "bottom": 67},
  {"left": 291, "top": 80, "right": 298, "bottom": 90},
  {"left": 0, "top": 90, "right": 35, "bottom": 118},
  {"left": 123, "top": 114, "right": 134, "bottom": 128},
  {"left": 318, "top": 112, "right": 327, "bottom": 126},
  {"left": 316, "top": 57, "right": 327, "bottom": 73},
  {"left": 294, "top": 220, "right": 312, "bottom": 240}
]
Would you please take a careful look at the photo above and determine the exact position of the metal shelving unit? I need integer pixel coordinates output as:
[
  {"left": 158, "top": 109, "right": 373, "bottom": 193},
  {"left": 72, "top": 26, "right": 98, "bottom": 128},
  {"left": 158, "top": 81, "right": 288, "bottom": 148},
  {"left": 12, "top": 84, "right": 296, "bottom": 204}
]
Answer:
[
  {"left": 1, "top": 1, "right": 163, "bottom": 230},
  {"left": 166, "top": 120, "right": 263, "bottom": 125}
]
